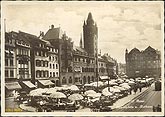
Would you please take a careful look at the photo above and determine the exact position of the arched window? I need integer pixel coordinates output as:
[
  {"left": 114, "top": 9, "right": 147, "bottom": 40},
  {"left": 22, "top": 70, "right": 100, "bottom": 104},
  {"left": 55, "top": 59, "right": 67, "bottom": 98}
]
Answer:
[
  {"left": 36, "top": 70, "right": 40, "bottom": 78},
  {"left": 92, "top": 76, "right": 94, "bottom": 82},
  {"left": 68, "top": 77, "right": 72, "bottom": 84},
  {"left": 88, "top": 76, "right": 90, "bottom": 83},
  {"left": 83, "top": 76, "right": 86, "bottom": 84},
  {"left": 62, "top": 77, "right": 67, "bottom": 84}
]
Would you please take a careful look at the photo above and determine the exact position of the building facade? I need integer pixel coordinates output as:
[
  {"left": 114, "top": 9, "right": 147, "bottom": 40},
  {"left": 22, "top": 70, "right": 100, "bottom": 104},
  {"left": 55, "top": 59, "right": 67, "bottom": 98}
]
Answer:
[
  {"left": 125, "top": 46, "right": 161, "bottom": 78},
  {"left": 5, "top": 13, "right": 117, "bottom": 93}
]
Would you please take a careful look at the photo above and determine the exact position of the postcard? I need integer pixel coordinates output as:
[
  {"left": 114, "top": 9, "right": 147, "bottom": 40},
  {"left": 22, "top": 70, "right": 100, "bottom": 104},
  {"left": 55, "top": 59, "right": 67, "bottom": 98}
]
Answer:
[{"left": 1, "top": 1, "right": 164, "bottom": 116}]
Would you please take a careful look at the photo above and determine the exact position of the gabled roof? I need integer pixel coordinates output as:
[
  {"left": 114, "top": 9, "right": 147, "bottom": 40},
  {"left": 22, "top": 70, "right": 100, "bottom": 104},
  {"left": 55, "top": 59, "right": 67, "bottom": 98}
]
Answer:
[
  {"left": 73, "top": 45, "right": 87, "bottom": 53},
  {"left": 43, "top": 27, "right": 63, "bottom": 40},
  {"left": 144, "top": 46, "right": 156, "bottom": 53},
  {"left": 18, "top": 31, "right": 46, "bottom": 44},
  {"left": 129, "top": 47, "right": 140, "bottom": 54}
]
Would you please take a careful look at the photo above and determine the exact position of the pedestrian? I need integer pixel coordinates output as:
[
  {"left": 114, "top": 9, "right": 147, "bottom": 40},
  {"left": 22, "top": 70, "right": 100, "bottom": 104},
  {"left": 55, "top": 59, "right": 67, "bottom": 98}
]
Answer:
[
  {"left": 157, "top": 104, "right": 161, "bottom": 112},
  {"left": 133, "top": 87, "right": 137, "bottom": 94},
  {"left": 129, "top": 88, "right": 132, "bottom": 94},
  {"left": 139, "top": 85, "right": 142, "bottom": 92},
  {"left": 72, "top": 101, "right": 76, "bottom": 112}
]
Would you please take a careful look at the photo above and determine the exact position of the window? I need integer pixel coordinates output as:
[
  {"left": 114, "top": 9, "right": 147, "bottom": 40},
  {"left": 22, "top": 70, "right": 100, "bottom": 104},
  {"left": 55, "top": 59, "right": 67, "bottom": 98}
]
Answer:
[
  {"left": 68, "top": 77, "right": 72, "bottom": 83},
  {"left": 36, "top": 71, "right": 40, "bottom": 78},
  {"left": 10, "top": 70, "right": 14, "bottom": 77},
  {"left": 5, "top": 70, "right": 8, "bottom": 77},
  {"left": 56, "top": 72, "right": 58, "bottom": 77},
  {"left": 45, "top": 61, "right": 48, "bottom": 67},
  {"left": 53, "top": 64, "right": 55, "bottom": 69},
  {"left": 56, "top": 64, "right": 58, "bottom": 69},
  {"left": 36, "top": 51, "right": 39, "bottom": 56},
  {"left": 50, "top": 72, "right": 52, "bottom": 77},
  {"left": 41, "top": 61, "right": 43, "bottom": 67},
  {"left": 50, "top": 64, "right": 52, "bottom": 69},
  {"left": 62, "top": 77, "right": 67, "bottom": 84},
  {"left": 45, "top": 52, "right": 47, "bottom": 57},
  {"left": 41, "top": 71, "right": 43, "bottom": 77},
  {"left": 41, "top": 51, "right": 43, "bottom": 56},
  {"left": 5, "top": 59, "right": 8, "bottom": 66},
  {"left": 49, "top": 56, "right": 51, "bottom": 61},
  {"left": 75, "top": 77, "right": 79, "bottom": 82},
  {"left": 18, "top": 49, "right": 21, "bottom": 55},
  {"left": 53, "top": 72, "right": 55, "bottom": 77}
]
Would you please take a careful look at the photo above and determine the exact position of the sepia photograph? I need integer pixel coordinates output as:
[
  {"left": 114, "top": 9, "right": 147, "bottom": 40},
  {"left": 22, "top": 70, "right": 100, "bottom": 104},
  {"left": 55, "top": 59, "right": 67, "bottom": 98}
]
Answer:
[{"left": 1, "top": 1, "right": 164, "bottom": 116}]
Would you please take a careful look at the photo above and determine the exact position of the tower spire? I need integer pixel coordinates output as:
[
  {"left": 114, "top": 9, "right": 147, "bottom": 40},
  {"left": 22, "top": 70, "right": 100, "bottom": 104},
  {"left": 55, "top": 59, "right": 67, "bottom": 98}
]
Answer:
[{"left": 87, "top": 12, "right": 94, "bottom": 25}]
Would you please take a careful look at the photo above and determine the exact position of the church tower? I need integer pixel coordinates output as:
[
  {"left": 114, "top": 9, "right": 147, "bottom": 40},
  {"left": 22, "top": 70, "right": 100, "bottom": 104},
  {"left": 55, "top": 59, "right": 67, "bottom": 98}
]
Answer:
[{"left": 83, "top": 12, "right": 98, "bottom": 56}]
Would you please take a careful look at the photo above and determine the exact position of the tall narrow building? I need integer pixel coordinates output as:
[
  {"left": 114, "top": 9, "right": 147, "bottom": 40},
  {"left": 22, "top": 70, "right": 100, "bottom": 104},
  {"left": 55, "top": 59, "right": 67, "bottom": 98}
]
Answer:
[{"left": 83, "top": 12, "right": 98, "bottom": 56}]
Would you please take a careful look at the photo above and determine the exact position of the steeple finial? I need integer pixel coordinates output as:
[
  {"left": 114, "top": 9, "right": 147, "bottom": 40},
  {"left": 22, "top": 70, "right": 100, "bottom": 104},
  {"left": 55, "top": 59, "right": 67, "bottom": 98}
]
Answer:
[{"left": 87, "top": 12, "right": 94, "bottom": 25}]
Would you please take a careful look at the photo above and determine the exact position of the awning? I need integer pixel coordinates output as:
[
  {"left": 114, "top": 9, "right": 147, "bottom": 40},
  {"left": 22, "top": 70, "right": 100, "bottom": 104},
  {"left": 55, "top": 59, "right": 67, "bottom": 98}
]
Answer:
[
  {"left": 5, "top": 82, "right": 22, "bottom": 90},
  {"left": 22, "top": 81, "right": 36, "bottom": 88},
  {"left": 38, "top": 80, "right": 54, "bottom": 86},
  {"left": 100, "top": 76, "right": 109, "bottom": 80}
]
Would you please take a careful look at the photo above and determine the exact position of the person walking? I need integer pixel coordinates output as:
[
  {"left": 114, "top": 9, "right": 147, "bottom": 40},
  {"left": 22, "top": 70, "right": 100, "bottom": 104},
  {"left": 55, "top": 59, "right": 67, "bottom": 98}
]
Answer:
[
  {"left": 139, "top": 84, "right": 142, "bottom": 92},
  {"left": 129, "top": 88, "right": 132, "bottom": 94},
  {"left": 133, "top": 86, "right": 138, "bottom": 94}
]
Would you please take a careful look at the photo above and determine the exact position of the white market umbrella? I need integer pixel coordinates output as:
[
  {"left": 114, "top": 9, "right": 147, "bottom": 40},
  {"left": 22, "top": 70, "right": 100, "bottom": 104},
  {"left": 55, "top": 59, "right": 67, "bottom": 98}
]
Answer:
[
  {"left": 119, "top": 83, "right": 131, "bottom": 89},
  {"left": 84, "top": 83, "right": 93, "bottom": 87},
  {"left": 113, "top": 86, "right": 127, "bottom": 91},
  {"left": 29, "top": 88, "right": 48, "bottom": 97},
  {"left": 46, "top": 88, "right": 57, "bottom": 94},
  {"left": 49, "top": 92, "right": 66, "bottom": 99},
  {"left": 68, "top": 93, "right": 83, "bottom": 101},
  {"left": 84, "top": 90, "right": 96, "bottom": 96},
  {"left": 102, "top": 88, "right": 113, "bottom": 96},
  {"left": 91, "top": 97, "right": 100, "bottom": 102},
  {"left": 128, "top": 81, "right": 135, "bottom": 85},
  {"left": 104, "top": 81, "right": 118, "bottom": 86},
  {"left": 87, "top": 93, "right": 101, "bottom": 98},
  {"left": 55, "top": 86, "right": 69, "bottom": 91},
  {"left": 69, "top": 85, "right": 79, "bottom": 91},
  {"left": 90, "top": 81, "right": 103, "bottom": 87},
  {"left": 109, "top": 87, "right": 121, "bottom": 93}
]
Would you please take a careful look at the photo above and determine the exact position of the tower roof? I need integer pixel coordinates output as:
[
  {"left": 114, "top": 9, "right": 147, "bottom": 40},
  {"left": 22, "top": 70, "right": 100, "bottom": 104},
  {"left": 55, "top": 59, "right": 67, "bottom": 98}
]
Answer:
[
  {"left": 87, "top": 12, "right": 94, "bottom": 25},
  {"left": 87, "top": 12, "right": 93, "bottom": 20}
]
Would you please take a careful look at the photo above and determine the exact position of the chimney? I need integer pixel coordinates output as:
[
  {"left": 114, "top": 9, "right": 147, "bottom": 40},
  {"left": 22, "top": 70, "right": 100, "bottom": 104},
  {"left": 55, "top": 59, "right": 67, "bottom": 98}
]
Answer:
[{"left": 51, "top": 24, "right": 54, "bottom": 29}]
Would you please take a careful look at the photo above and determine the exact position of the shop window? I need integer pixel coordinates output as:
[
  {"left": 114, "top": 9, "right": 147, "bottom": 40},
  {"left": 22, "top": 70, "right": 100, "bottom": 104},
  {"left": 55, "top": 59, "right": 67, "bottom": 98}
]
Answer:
[
  {"left": 83, "top": 76, "right": 86, "bottom": 84},
  {"left": 56, "top": 72, "right": 58, "bottom": 77},
  {"left": 75, "top": 77, "right": 79, "bottom": 82},
  {"left": 62, "top": 77, "right": 67, "bottom": 84},
  {"left": 53, "top": 72, "right": 55, "bottom": 77},
  {"left": 56, "top": 64, "right": 58, "bottom": 69},
  {"left": 10, "top": 70, "right": 14, "bottom": 77},
  {"left": 5, "top": 70, "right": 9, "bottom": 77},
  {"left": 5, "top": 59, "right": 8, "bottom": 66},
  {"left": 68, "top": 77, "right": 72, "bottom": 83}
]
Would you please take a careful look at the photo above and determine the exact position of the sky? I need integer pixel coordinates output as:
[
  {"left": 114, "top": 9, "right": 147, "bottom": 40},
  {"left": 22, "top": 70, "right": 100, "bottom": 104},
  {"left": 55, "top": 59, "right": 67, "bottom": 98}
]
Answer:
[{"left": 3, "top": 2, "right": 163, "bottom": 63}]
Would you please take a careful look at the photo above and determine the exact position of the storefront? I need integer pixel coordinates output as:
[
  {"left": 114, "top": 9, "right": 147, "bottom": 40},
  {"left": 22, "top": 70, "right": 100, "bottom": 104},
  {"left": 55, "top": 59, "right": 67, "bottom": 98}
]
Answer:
[
  {"left": 20, "top": 81, "right": 36, "bottom": 93},
  {"left": 5, "top": 82, "right": 22, "bottom": 97},
  {"left": 37, "top": 80, "right": 54, "bottom": 88}
]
